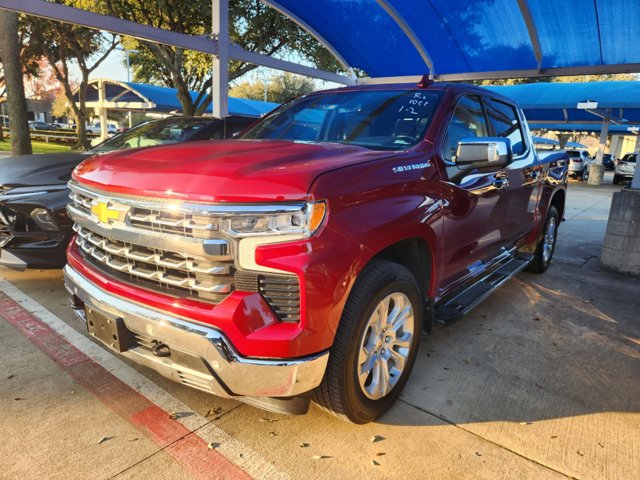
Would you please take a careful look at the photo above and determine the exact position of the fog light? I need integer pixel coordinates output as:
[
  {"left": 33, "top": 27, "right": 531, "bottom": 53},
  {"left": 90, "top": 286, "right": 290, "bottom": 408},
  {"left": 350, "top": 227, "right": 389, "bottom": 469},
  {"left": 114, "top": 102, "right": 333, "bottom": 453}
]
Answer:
[{"left": 30, "top": 208, "right": 59, "bottom": 231}]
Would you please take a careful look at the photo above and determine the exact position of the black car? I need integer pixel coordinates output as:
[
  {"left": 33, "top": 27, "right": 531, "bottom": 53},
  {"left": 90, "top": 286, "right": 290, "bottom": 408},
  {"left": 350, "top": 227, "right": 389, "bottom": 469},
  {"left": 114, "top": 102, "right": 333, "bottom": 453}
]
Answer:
[
  {"left": 0, "top": 115, "right": 257, "bottom": 270},
  {"left": 602, "top": 153, "right": 615, "bottom": 171}
]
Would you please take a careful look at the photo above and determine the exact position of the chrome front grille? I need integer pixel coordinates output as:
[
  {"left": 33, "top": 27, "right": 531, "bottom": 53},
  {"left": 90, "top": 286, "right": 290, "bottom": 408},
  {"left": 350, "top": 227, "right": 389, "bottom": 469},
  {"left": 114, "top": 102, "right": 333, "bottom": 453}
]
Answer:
[
  {"left": 69, "top": 189, "right": 220, "bottom": 239},
  {"left": 74, "top": 224, "right": 233, "bottom": 302}
]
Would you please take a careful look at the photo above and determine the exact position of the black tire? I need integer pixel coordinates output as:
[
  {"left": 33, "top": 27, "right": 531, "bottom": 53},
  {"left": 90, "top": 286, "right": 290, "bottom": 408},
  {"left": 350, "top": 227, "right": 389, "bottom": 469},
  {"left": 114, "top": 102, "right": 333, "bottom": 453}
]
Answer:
[
  {"left": 313, "top": 260, "right": 422, "bottom": 423},
  {"left": 613, "top": 174, "right": 621, "bottom": 185},
  {"left": 526, "top": 206, "right": 559, "bottom": 274}
]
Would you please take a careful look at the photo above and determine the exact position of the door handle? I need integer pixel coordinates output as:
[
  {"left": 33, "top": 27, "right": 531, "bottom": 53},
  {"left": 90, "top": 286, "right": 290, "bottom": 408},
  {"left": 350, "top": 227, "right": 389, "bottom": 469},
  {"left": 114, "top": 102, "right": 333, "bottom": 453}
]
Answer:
[{"left": 492, "top": 178, "right": 509, "bottom": 190}]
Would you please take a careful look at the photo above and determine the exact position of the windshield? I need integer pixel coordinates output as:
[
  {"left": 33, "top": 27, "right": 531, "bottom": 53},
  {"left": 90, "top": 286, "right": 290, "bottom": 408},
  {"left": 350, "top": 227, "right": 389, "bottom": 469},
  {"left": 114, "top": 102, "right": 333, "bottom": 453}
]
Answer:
[
  {"left": 241, "top": 89, "right": 442, "bottom": 150},
  {"left": 90, "top": 118, "right": 210, "bottom": 153},
  {"left": 622, "top": 154, "right": 637, "bottom": 163}
]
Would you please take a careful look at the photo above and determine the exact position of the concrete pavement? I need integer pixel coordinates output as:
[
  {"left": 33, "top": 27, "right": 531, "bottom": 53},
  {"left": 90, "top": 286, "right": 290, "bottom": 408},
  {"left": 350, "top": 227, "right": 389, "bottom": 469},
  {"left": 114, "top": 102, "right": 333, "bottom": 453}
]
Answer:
[{"left": 0, "top": 177, "right": 638, "bottom": 480}]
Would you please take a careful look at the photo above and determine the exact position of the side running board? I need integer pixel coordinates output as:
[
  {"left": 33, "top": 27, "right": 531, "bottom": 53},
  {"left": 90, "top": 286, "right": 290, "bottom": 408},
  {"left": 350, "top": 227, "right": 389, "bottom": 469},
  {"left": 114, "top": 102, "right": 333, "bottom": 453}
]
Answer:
[{"left": 434, "top": 253, "right": 533, "bottom": 326}]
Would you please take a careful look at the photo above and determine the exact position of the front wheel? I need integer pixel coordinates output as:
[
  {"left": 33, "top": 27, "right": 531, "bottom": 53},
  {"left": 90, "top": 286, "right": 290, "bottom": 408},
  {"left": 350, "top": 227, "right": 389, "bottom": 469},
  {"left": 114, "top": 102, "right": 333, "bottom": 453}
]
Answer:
[
  {"left": 313, "top": 260, "right": 422, "bottom": 423},
  {"left": 526, "top": 206, "right": 559, "bottom": 274}
]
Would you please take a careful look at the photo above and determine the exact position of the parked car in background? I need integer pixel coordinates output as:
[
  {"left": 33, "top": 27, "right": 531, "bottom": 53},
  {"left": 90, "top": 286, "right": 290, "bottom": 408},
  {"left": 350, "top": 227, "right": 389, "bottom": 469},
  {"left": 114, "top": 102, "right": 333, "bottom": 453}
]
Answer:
[
  {"left": 0, "top": 115, "right": 257, "bottom": 270},
  {"left": 602, "top": 153, "right": 615, "bottom": 171},
  {"left": 29, "top": 121, "right": 58, "bottom": 131},
  {"left": 566, "top": 149, "right": 591, "bottom": 180},
  {"left": 614, "top": 153, "right": 637, "bottom": 184},
  {"left": 85, "top": 122, "right": 119, "bottom": 135}
]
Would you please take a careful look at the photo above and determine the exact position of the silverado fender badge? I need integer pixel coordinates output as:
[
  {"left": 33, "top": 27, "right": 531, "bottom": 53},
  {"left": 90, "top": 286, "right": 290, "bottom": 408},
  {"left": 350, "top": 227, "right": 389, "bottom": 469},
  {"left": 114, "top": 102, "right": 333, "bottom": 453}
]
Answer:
[
  {"left": 392, "top": 161, "right": 431, "bottom": 174},
  {"left": 91, "top": 200, "right": 127, "bottom": 224}
]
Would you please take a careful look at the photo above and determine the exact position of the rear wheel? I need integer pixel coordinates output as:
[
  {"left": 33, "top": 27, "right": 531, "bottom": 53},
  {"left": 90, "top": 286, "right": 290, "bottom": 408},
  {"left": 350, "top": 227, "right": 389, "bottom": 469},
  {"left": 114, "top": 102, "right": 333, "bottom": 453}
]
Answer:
[
  {"left": 313, "top": 260, "right": 422, "bottom": 423},
  {"left": 526, "top": 206, "right": 559, "bottom": 274}
]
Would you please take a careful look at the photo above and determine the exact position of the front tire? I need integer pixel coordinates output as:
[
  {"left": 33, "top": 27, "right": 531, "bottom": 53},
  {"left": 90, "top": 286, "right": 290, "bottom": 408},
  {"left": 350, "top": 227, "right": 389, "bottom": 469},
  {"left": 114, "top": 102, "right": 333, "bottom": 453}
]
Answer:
[
  {"left": 313, "top": 260, "right": 422, "bottom": 423},
  {"left": 526, "top": 206, "right": 559, "bottom": 274},
  {"left": 613, "top": 174, "right": 621, "bottom": 185}
]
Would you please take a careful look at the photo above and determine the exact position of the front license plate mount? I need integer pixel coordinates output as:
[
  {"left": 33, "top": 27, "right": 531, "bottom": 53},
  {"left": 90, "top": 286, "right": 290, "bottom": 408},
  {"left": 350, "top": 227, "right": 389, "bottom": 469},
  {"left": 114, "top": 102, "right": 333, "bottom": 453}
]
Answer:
[{"left": 85, "top": 307, "right": 135, "bottom": 353}]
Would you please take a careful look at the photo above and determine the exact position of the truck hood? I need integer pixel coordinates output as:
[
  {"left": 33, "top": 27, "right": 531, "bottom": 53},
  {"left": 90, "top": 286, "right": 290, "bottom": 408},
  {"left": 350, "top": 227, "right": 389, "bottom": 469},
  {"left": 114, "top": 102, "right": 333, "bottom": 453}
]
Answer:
[
  {"left": 73, "top": 139, "right": 398, "bottom": 202},
  {"left": 0, "top": 152, "right": 90, "bottom": 188}
]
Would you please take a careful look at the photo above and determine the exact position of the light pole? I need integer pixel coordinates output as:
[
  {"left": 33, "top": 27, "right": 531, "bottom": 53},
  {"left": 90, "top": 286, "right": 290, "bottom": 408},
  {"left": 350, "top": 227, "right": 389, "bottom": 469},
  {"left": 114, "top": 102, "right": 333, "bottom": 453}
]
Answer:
[{"left": 117, "top": 47, "right": 139, "bottom": 128}]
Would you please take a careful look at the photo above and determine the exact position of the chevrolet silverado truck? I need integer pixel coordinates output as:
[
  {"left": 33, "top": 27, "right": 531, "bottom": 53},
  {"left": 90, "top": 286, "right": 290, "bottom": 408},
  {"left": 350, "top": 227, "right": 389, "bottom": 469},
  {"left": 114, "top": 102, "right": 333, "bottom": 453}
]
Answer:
[{"left": 63, "top": 80, "right": 568, "bottom": 423}]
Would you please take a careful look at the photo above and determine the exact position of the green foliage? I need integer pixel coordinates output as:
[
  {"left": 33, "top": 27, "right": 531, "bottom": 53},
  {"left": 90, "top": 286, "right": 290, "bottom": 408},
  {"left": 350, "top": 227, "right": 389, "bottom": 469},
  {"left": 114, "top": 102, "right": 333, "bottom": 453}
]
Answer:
[
  {"left": 477, "top": 73, "right": 638, "bottom": 86},
  {"left": 0, "top": 139, "right": 71, "bottom": 153},
  {"left": 230, "top": 73, "right": 315, "bottom": 103},
  {"left": 105, "top": 0, "right": 343, "bottom": 115},
  {"left": 24, "top": 0, "right": 118, "bottom": 148}
]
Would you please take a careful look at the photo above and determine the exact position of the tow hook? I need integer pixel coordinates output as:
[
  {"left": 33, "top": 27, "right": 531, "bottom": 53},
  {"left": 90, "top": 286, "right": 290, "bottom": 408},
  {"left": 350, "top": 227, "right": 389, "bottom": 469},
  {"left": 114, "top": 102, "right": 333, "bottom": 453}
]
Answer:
[{"left": 152, "top": 342, "right": 171, "bottom": 357}]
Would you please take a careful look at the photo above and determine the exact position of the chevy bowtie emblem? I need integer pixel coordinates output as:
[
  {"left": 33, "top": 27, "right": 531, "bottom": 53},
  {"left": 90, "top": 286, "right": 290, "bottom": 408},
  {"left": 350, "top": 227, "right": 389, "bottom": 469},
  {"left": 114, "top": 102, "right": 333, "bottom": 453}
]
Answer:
[{"left": 91, "top": 201, "right": 125, "bottom": 224}]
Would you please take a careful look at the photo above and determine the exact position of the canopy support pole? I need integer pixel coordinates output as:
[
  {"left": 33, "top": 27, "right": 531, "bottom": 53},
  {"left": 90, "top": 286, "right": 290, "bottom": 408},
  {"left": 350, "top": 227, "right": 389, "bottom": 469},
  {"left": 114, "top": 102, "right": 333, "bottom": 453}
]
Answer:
[
  {"left": 516, "top": 0, "right": 543, "bottom": 71},
  {"left": 260, "top": 0, "right": 356, "bottom": 77},
  {"left": 96, "top": 79, "right": 109, "bottom": 142},
  {"left": 212, "top": 0, "right": 229, "bottom": 119},
  {"left": 632, "top": 141, "right": 640, "bottom": 189},
  {"left": 375, "top": 0, "right": 434, "bottom": 74},
  {"left": 588, "top": 111, "right": 610, "bottom": 186}
]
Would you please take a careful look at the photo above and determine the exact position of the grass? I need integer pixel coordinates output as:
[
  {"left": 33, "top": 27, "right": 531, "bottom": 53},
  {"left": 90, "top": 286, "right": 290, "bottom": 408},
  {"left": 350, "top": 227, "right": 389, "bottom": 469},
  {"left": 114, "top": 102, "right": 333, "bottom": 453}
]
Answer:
[{"left": 0, "top": 140, "right": 72, "bottom": 154}]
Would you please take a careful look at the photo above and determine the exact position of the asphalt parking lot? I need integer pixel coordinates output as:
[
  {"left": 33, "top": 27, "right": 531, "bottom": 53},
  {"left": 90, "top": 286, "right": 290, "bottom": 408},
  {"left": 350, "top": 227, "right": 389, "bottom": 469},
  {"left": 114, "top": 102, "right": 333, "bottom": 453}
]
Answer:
[{"left": 1, "top": 175, "right": 638, "bottom": 480}]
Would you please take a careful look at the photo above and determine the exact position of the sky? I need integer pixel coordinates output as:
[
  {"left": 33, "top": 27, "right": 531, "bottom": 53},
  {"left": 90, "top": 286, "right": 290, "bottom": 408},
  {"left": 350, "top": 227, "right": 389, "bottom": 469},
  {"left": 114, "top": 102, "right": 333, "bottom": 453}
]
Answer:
[{"left": 76, "top": 49, "right": 129, "bottom": 83}]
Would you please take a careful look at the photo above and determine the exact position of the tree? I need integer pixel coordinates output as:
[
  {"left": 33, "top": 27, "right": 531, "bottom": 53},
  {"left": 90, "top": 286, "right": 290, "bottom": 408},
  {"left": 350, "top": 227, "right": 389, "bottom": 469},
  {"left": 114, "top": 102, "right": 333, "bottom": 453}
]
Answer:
[
  {"left": 105, "top": 0, "right": 343, "bottom": 115},
  {"left": 0, "top": 11, "right": 32, "bottom": 154},
  {"left": 478, "top": 73, "right": 638, "bottom": 86},
  {"left": 230, "top": 72, "right": 315, "bottom": 103},
  {"left": 26, "top": 1, "right": 118, "bottom": 149},
  {"left": 0, "top": 17, "right": 40, "bottom": 144},
  {"left": 24, "top": 58, "right": 64, "bottom": 101}
]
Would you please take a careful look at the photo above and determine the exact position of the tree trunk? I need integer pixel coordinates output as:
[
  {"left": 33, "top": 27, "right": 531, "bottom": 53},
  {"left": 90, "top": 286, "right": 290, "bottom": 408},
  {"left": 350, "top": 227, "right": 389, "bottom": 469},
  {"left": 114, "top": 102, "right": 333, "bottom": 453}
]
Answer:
[
  {"left": 0, "top": 11, "right": 32, "bottom": 155},
  {"left": 73, "top": 74, "right": 91, "bottom": 149}
]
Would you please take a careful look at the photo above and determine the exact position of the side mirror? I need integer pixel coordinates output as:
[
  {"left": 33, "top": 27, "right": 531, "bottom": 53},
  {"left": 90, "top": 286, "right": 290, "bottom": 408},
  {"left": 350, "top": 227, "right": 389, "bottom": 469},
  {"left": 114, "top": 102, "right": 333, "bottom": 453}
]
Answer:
[{"left": 456, "top": 137, "right": 511, "bottom": 169}]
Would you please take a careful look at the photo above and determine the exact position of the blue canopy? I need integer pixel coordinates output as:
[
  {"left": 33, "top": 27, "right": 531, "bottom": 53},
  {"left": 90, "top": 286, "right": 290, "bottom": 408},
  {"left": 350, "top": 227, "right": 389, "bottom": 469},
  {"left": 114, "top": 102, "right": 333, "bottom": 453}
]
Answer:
[
  {"left": 486, "top": 82, "right": 640, "bottom": 124},
  {"left": 125, "top": 82, "right": 279, "bottom": 116},
  {"left": 268, "top": 0, "right": 640, "bottom": 79},
  {"left": 79, "top": 79, "right": 279, "bottom": 117}
]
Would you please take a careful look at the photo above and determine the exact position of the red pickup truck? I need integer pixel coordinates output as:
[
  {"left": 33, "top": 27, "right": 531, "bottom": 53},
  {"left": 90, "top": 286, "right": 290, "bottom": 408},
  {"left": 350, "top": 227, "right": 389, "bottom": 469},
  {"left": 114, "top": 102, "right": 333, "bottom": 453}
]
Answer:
[{"left": 64, "top": 80, "right": 568, "bottom": 423}]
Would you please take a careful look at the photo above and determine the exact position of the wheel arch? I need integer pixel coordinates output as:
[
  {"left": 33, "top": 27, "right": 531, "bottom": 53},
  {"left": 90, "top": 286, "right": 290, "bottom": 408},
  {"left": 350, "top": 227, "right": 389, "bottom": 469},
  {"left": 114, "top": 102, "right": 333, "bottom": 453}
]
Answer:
[
  {"left": 354, "top": 236, "right": 437, "bottom": 333},
  {"left": 549, "top": 188, "right": 566, "bottom": 220}
]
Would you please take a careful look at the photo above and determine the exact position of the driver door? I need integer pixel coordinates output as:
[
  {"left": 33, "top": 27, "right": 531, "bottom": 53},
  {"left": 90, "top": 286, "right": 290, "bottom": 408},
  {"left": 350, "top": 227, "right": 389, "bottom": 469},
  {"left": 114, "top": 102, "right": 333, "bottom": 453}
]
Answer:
[{"left": 437, "top": 95, "right": 511, "bottom": 296}]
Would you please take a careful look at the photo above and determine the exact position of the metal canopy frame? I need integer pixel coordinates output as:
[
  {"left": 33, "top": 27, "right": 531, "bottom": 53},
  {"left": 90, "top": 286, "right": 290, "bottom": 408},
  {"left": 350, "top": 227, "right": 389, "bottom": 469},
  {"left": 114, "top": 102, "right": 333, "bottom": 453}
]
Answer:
[
  {"left": 0, "top": 0, "right": 356, "bottom": 119},
  {"left": 3, "top": 0, "right": 640, "bottom": 119}
]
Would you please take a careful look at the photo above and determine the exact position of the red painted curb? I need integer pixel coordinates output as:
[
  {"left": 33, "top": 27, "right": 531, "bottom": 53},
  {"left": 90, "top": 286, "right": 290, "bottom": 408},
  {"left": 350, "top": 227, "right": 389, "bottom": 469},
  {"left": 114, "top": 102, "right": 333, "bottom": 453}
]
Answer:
[{"left": 0, "top": 294, "right": 251, "bottom": 480}]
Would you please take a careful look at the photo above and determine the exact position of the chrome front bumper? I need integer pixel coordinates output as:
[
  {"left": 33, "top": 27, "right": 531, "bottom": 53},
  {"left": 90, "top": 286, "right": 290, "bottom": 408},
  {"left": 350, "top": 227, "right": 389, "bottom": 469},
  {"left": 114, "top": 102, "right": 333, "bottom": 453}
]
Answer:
[{"left": 63, "top": 265, "right": 328, "bottom": 409}]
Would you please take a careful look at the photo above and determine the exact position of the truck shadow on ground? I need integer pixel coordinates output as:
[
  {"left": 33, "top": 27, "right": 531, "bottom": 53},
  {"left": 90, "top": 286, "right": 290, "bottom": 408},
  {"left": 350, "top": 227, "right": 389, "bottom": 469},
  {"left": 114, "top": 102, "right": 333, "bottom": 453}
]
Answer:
[{"left": 375, "top": 262, "right": 640, "bottom": 428}]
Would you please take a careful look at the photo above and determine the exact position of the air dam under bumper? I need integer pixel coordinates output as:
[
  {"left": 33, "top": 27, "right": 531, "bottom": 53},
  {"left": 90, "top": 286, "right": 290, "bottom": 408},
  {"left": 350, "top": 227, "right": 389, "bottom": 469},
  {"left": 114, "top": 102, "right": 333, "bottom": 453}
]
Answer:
[{"left": 63, "top": 265, "right": 329, "bottom": 415}]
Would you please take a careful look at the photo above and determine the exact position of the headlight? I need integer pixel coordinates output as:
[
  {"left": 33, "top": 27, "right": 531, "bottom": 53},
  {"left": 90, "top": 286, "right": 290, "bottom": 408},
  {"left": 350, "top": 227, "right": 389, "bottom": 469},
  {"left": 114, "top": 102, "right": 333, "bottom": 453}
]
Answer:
[
  {"left": 0, "top": 184, "right": 67, "bottom": 200},
  {"left": 30, "top": 208, "right": 60, "bottom": 232},
  {"left": 222, "top": 202, "right": 326, "bottom": 238}
]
